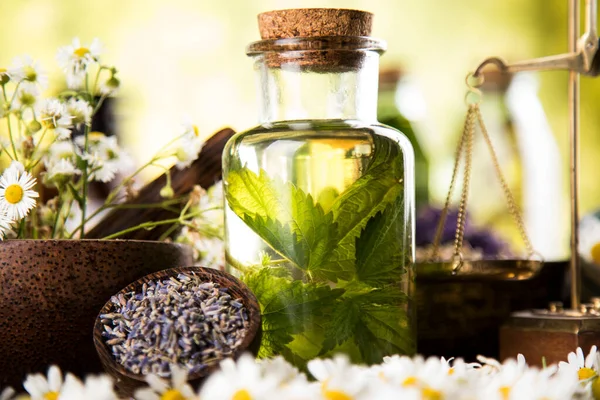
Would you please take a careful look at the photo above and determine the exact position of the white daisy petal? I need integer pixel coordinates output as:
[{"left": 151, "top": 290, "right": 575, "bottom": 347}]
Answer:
[
  {"left": 23, "top": 374, "right": 50, "bottom": 398},
  {"left": 585, "top": 345, "right": 597, "bottom": 368},
  {"left": 0, "top": 387, "right": 15, "bottom": 400},
  {"left": 145, "top": 374, "right": 169, "bottom": 393},
  {"left": 171, "top": 365, "right": 189, "bottom": 390},
  {"left": 133, "top": 388, "right": 161, "bottom": 400},
  {"left": 47, "top": 365, "right": 62, "bottom": 392}
]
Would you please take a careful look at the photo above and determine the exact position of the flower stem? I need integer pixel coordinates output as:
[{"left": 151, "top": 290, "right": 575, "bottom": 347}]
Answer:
[
  {"left": 225, "top": 252, "right": 250, "bottom": 274},
  {"left": 92, "top": 66, "right": 105, "bottom": 95},
  {"left": 92, "top": 94, "right": 108, "bottom": 115},
  {"left": 5, "top": 115, "right": 19, "bottom": 161},
  {"left": 51, "top": 196, "right": 64, "bottom": 238},
  {"left": 100, "top": 209, "right": 206, "bottom": 240},
  {"left": 17, "top": 219, "right": 25, "bottom": 238},
  {"left": 2, "top": 86, "right": 19, "bottom": 161},
  {"left": 26, "top": 127, "right": 48, "bottom": 169},
  {"left": 80, "top": 123, "right": 90, "bottom": 237}
]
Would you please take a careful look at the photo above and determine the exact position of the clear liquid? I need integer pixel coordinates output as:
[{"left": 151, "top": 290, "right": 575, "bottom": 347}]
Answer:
[{"left": 223, "top": 119, "right": 415, "bottom": 367}]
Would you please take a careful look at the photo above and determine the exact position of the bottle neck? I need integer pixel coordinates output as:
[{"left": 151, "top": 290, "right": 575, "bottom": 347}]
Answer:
[{"left": 254, "top": 51, "right": 380, "bottom": 123}]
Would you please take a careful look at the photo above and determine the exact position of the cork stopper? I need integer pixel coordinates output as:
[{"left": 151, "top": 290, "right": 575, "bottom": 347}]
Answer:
[
  {"left": 250, "top": 9, "right": 383, "bottom": 72},
  {"left": 258, "top": 8, "right": 373, "bottom": 39}
]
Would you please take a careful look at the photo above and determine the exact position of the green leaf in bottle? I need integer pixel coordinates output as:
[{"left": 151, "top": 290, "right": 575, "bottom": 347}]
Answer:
[
  {"left": 242, "top": 267, "right": 344, "bottom": 358},
  {"left": 227, "top": 168, "right": 340, "bottom": 280},
  {"left": 322, "top": 136, "right": 404, "bottom": 279},
  {"left": 320, "top": 285, "right": 412, "bottom": 363},
  {"left": 355, "top": 200, "right": 406, "bottom": 285}
]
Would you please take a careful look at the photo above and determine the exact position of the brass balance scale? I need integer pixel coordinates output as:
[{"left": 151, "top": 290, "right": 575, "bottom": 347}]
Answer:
[{"left": 417, "top": 0, "right": 600, "bottom": 364}]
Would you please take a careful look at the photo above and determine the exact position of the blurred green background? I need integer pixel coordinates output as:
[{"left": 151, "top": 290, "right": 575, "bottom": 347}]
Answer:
[{"left": 0, "top": 0, "right": 598, "bottom": 255}]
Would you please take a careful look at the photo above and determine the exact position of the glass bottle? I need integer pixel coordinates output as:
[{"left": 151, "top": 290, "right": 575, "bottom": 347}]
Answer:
[{"left": 222, "top": 8, "right": 415, "bottom": 367}]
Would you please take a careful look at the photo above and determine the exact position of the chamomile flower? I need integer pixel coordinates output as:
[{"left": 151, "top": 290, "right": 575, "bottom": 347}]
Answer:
[
  {"left": 0, "top": 209, "right": 12, "bottom": 240},
  {"left": 56, "top": 38, "right": 102, "bottom": 89},
  {"left": 23, "top": 365, "right": 64, "bottom": 400},
  {"left": 134, "top": 365, "right": 196, "bottom": 400},
  {"left": 0, "top": 161, "right": 39, "bottom": 220},
  {"left": 65, "top": 98, "right": 92, "bottom": 128},
  {"left": 0, "top": 68, "right": 10, "bottom": 85},
  {"left": 8, "top": 55, "right": 48, "bottom": 88},
  {"left": 59, "top": 373, "right": 118, "bottom": 400},
  {"left": 81, "top": 151, "right": 116, "bottom": 183},
  {"left": 508, "top": 367, "right": 581, "bottom": 400},
  {"left": 11, "top": 82, "right": 40, "bottom": 111},
  {"left": 99, "top": 75, "right": 120, "bottom": 96},
  {"left": 38, "top": 98, "right": 73, "bottom": 140},
  {"left": 174, "top": 118, "right": 204, "bottom": 170},
  {"left": 46, "top": 140, "right": 77, "bottom": 162},
  {"left": 77, "top": 132, "right": 132, "bottom": 182},
  {"left": 46, "top": 159, "right": 81, "bottom": 183},
  {"left": 477, "top": 355, "right": 530, "bottom": 399},
  {"left": 259, "top": 356, "right": 304, "bottom": 386},
  {"left": 174, "top": 137, "right": 203, "bottom": 170},
  {"left": 308, "top": 354, "right": 372, "bottom": 399},
  {"left": 182, "top": 117, "right": 201, "bottom": 140},
  {"left": 579, "top": 213, "right": 600, "bottom": 266},
  {"left": 559, "top": 346, "right": 599, "bottom": 381},
  {"left": 199, "top": 353, "right": 281, "bottom": 400}
]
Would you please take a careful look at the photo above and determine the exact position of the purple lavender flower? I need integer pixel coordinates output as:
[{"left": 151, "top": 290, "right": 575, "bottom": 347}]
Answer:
[{"left": 416, "top": 205, "right": 512, "bottom": 257}]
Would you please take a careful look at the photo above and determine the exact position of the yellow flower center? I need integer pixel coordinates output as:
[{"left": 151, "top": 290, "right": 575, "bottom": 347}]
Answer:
[
  {"left": 323, "top": 390, "right": 353, "bottom": 400},
  {"left": 402, "top": 376, "right": 418, "bottom": 386},
  {"left": 159, "top": 389, "right": 186, "bottom": 400},
  {"left": 591, "top": 376, "right": 600, "bottom": 400},
  {"left": 88, "top": 131, "right": 106, "bottom": 141},
  {"left": 591, "top": 243, "right": 600, "bottom": 265},
  {"left": 23, "top": 66, "right": 37, "bottom": 82},
  {"left": 579, "top": 367, "right": 596, "bottom": 380},
  {"left": 44, "top": 392, "right": 59, "bottom": 400},
  {"left": 74, "top": 47, "right": 90, "bottom": 58},
  {"left": 0, "top": 68, "right": 8, "bottom": 85},
  {"left": 499, "top": 386, "right": 511, "bottom": 400},
  {"left": 5, "top": 184, "right": 24, "bottom": 204},
  {"left": 19, "top": 92, "right": 36, "bottom": 107},
  {"left": 232, "top": 389, "right": 252, "bottom": 400},
  {"left": 193, "top": 125, "right": 200, "bottom": 137},
  {"left": 448, "top": 368, "right": 455, "bottom": 375},
  {"left": 422, "top": 388, "right": 442, "bottom": 400}
]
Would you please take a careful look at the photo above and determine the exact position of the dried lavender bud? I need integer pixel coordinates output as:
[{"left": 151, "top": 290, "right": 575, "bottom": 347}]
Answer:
[{"left": 101, "top": 272, "right": 249, "bottom": 378}]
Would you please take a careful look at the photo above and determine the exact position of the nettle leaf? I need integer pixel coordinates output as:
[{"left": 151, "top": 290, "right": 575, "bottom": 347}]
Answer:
[
  {"left": 320, "top": 285, "right": 411, "bottom": 361},
  {"left": 288, "top": 184, "right": 338, "bottom": 277},
  {"left": 357, "top": 301, "right": 414, "bottom": 364},
  {"left": 226, "top": 168, "right": 290, "bottom": 221},
  {"left": 242, "top": 268, "right": 344, "bottom": 358},
  {"left": 227, "top": 168, "right": 338, "bottom": 278},
  {"left": 319, "top": 298, "right": 360, "bottom": 355},
  {"left": 355, "top": 199, "right": 406, "bottom": 286},
  {"left": 366, "top": 133, "right": 401, "bottom": 172},
  {"left": 320, "top": 136, "right": 404, "bottom": 279},
  {"left": 323, "top": 165, "right": 403, "bottom": 279}
]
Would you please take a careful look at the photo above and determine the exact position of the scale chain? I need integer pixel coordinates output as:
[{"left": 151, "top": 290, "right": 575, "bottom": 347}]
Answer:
[{"left": 430, "top": 73, "right": 540, "bottom": 265}]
